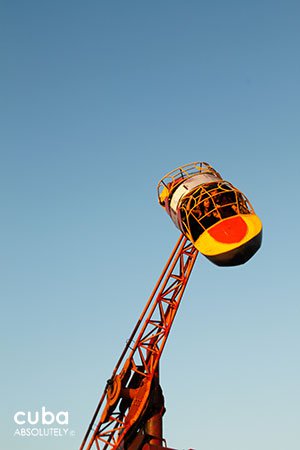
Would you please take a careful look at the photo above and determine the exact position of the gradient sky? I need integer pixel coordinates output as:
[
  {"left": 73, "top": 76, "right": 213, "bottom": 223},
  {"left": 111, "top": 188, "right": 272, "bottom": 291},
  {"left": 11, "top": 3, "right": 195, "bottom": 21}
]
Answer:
[{"left": 1, "top": 1, "right": 300, "bottom": 449}]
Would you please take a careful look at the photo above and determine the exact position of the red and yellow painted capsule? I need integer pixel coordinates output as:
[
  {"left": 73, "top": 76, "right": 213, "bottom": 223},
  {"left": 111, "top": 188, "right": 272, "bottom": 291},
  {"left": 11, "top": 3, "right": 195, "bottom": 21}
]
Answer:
[{"left": 158, "top": 162, "right": 262, "bottom": 266}]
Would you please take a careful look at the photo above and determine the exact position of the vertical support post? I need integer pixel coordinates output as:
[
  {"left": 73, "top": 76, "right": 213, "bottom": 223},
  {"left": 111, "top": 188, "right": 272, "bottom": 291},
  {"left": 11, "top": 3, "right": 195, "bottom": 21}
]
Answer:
[{"left": 144, "top": 366, "right": 164, "bottom": 446}]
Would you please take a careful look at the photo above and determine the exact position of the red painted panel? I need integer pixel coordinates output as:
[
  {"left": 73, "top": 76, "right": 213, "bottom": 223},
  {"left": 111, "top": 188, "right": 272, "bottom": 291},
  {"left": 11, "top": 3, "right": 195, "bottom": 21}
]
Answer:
[{"left": 208, "top": 216, "right": 247, "bottom": 243}]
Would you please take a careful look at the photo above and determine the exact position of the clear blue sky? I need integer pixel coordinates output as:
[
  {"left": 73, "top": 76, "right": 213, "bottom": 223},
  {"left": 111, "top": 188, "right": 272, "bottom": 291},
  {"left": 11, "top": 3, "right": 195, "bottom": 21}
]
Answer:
[{"left": 1, "top": 1, "right": 300, "bottom": 449}]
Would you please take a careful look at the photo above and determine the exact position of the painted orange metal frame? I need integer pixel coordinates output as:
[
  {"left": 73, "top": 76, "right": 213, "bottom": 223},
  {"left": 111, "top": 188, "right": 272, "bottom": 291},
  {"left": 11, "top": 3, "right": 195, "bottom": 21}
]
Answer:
[{"left": 79, "top": 234, "right": 198, "bottom": 450}]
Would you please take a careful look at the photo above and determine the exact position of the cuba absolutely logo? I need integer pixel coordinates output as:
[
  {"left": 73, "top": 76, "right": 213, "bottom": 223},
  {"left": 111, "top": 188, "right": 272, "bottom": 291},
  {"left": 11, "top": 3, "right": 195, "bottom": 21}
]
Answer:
[{"left": 13, "top": 406, "right": 74, "bottom": 437}]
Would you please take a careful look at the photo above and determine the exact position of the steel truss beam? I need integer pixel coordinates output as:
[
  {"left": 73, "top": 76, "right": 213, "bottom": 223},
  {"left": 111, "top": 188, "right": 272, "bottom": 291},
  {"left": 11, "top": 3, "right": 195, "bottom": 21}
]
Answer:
[{"left": 79, "top": 235, "right": 198, "bottom": 450}]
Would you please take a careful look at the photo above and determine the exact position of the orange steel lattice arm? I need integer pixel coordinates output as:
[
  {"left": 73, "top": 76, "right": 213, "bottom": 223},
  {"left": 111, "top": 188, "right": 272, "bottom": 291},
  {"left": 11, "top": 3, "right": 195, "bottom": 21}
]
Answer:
[{"left": 79, "top": 234, "right": 198, "bottom": 450}]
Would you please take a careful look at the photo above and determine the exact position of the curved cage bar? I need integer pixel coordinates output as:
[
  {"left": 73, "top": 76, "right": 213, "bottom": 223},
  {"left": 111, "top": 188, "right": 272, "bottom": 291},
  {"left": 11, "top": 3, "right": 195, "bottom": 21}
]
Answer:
[
  {"left": 179, "top": 181, "right": 254, "bottom": 241},
  {"left": 157, "top": 161, "right": 221, "bottom": 205}
]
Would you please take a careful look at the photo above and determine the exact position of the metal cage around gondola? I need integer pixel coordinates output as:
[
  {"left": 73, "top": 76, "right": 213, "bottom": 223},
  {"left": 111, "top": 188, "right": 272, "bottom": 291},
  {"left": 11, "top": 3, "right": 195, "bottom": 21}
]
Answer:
[{"left": 158, "top": 162, "right": 262, "bottom": 266}]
